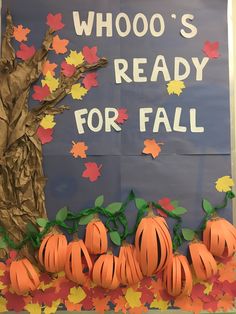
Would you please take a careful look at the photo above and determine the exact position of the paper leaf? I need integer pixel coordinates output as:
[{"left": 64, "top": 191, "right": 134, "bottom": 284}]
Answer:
[
  {"left": 167, "top": 80, "right": 185, "bottom": 96},
  {"left": 182, "top": 228, "right": 195, "bottom": 241},
  {"left": 171, "top": 200, "right": 179, "bottom": 207},
  {"left": 56, "top": 207, "right": 68, "bottom": 222},
  {"left": 171, "top": 206, "right": 187, "bottom": 215},
  {"left": 42, "top": 73, "right": 59, "bottom": 92},
  {"left": 150, "top": 298, "right": 169, "bottom": 310},
  {"left": 79, "top": 214, "right": 94, "bottom": 225},
  {"left": 68, "top": 287, "right": 86, "bottom": 304},
  {"left": 135, "top": 198, "right": 148, "bottom": 210},
  {"left": 82, "top": 162, "right": 102, "bottom": 182},
  {"left": 36, "top": 218, "right": 48, "bottom": 228},
  {"left": 217, "top": 293, "right": 234, "bottom": 312},
  {"left": 106, "top": 202, "right": 122, "bottom": 214},
  {"left": 24, "top": 303, "right": 42, "bottom": 314},
  {"left": 27, "top": 223, "right": 38, "bottom": 235},
  {"left": 47, "top": 13, "right": 64, "bottom": 31},
  {"left": 61, "top": 61, "right": 76, "bottom": 77},
  {"left": 202, "top": 199, "right": 214, "bottom": 214},
  {"left": 82, "top": 72, "right": 98, "bottom": 90},
  {"left": 66, "top": 50, "right": 84, "bottom": 66},
  {"left": 40, "top": 115, "right": 56, "bottom": 129},
  {"left": 37, "top": 127, "right": 53, "bottom": 144},
  {"left": 109, "top": 231, "right": 121, "bottom": 246},
  {"left": 44, "top": 300, "right": 60, "bottom": 314},
  {"left": 70, "top": 141, "right": 88, "bottom": 158},
  {"left": 95, "top": 195, "right": 104, "bottom": 207},
  {"left": 42, "top": 60, "right": 57, "bottom": 76},
  {"left": 116, "top": 108, "right": 129, "bottom": 124},
  {"left": 143, "top": 139, "right": 163, "bottom": 159},
  {"left": 82, "top": 46, "right": 99, "bottom": 64},
  {"left": 93, "top": 297, "right": 110, "bottom": 314},
  {"left": 158, "top": 198, "right": 175, "bottom": 217},
  {"left": 32, "top": 85, "right": 50, "bottom": 101},
  {"left": 52, "top": 35, "right": 69, "bottom": 54},
  {"left": 125, "top": 288, "right": 141, "bottom": 308},
  {"left": 202, "top": 41, "right": 220, "bottom": 59},
  {"left": 113, "top": 296, "right": 127, "bottom": 314},
  {"left": 13, "top": 25, "right": 30, "bottom": 42},
  {"left": 16, "top": 43, "right": 36, "bottom": 61},
  {"left": 0, "top": 238, "right": 7, "bottom": 249},
  {"left": 70, "top": 83, "right": 88, "bottom": 100},
  {"left": 215, "top": 176, "right": 234, "bottom": 192},
  {"left": 5, "top": 292, "right": 25, "bottom": 312}
]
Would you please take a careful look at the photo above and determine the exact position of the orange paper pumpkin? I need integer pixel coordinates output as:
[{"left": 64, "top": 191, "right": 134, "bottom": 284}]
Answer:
[
  {"left": 163, "top": 254, "right": 193, "bottom": 297},
  {"left": 189, "top": 242, "right": 217, "bottom": 281},
  {"left": 92, "top": 253, "right": 120, "bottom": 289},
  {"left": 135, "top": 215, "right": 172, "bottom": 276},
  {"left": 203, "top": 217, "right": 236, "bottom": 258},
  {"left": 85, "top": 220, "right": 108, "bottom": 255},
  {"left": 65, "top": 239, "right": 92, "bottom": 284},
  {"left": 38, "top": 233, "right": 67, "bottom": 273},
  {"left": 10, "top": 259, "right": 40, "bottom": 295},
  {"left": 117, "top": 244, "right": 143, "bottom": 285}
]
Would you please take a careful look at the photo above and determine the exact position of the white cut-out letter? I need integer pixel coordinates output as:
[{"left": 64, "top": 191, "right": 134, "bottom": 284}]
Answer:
[
  {"left": 140, "top": 108, "right": 153, "bottom": 132},
  {"left": 114, "top": 59, "right": 132, "bottom": 83},
  {"left": 73, "top": 11, "right": 95, "bottom": 36},
  {"left": 74, "top": 109, "right": 88, "bottom": 134},
  {"left": 151, "top": 55, "right": 171, "bottom": 82}
]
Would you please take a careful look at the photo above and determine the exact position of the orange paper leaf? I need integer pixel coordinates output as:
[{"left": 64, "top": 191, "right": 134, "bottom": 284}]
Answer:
[
  {"left": 142, "top": 139, "right": 163, "bottom": 159},
  {"left": 52, "top": 35, "right": 69, "bottom": 54},
  {"left": 42, "top": 61, "right": 58, "bottom": 76},
  {"left": 70, "top": 141, "right": 88, "bottom": 159},
  {"left": 92, "top": 297, "right": 110, "bottom": 314},
  {"left": 13, "top": 25, "right": 30, "bottom": 42},
  {"left": 114, "top": 296, "right": 128, "bottom": 313},
  {"left": 217, "top": 293, "right": 234, "bottom": 312}
]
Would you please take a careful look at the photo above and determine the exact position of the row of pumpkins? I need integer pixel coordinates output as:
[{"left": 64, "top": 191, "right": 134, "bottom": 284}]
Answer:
[{"left": 10, "top": 214, "right": 236, "bottom": 296}]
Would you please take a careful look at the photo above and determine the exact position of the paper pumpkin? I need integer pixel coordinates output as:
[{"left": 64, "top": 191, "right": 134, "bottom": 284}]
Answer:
[
  {"left": 38, "top": 233, "right": 67, "bottom": 273},
  {"left": 65, "top": 240, "right": 92, "bottom": 284},
  {"left": 117, "top": 244, "right": 143, "bottom": 285},
  {"left": 203, "top": 217, "right": 236, "bottom": 258},
  {"left": 92, "top": 253, "right": 120, "bottom": 289},
  {"left": 135, "top": 215, "right": 172, "bottom": 276},
  {"left": 10, "top": 259, "right": 40, "bottom": 295},
  {"left": 163, "top": 254, "right": 192, "bottom": 297},
  {"left": 85, "top": 220, "right": 108, "bottom": 254},
  {"left": 189, "top": 242, "right": 217, "bottom": 280}
]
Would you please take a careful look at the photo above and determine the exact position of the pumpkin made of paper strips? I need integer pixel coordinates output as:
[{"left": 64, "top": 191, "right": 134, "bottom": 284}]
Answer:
[
  {"left": 85, "top": 220, "right": 108, "bottom": 255},
  {"left": 163, "top": 254, "right": 193, "bottom": 297},
  {"left": 38, "top": 233, "right": 67, "bottom": 273},
  {"left": 203, "top": 217, "right": 236, "bottom": 258},
  {"left": 135, "top": 215, "right": 172, "bottom": 276},
  {"left": 92, "top": 253, "right": 120, "bottom": 289},
  {"left": 189, "top": 242, "right": 217, "bottom": 280},
  {"left": 65, "top": 240, "right": 92, "bottom": 284},
  {"left": 117, "top": 244, "right": 143, "bottom": 285},
  {"left": 10, "top": 259, "right": 40, "bottom": 295}
]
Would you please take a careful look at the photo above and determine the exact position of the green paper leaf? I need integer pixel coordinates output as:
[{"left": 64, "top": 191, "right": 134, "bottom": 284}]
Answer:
[
  {"left": 95, "top": 195, "right": 104, "bottom": 207},
  {"left": 202, "top": 199, "right": 214, "bottom": 214},
  {"left": 109, "top": 231, "right": 121, "bottom": 246},
  {"left": 135, "top": 198, "right": 148, "bottom": 210},
  {"left": 182, "top": 228, "right": 195, "bottom": 241},
  {"left": 56, "top": 207, "right": 68, "bottom": 222},
  {"left": 106, "top": 202, "right": 122, "bottom": 214},
  {"left": 171, "top": 207, "right": 187, "bottom": 215},
  {"left": 36, "top": 218, "right": 48, "bottom": 228},
  {"left": 0, "top": 238, "right": 7, "bottom": 249},
  {"left": 27, "top": 223, "right": 38, "bottom": 235},
  {"left": 171, "top": 200, "right": 179, "bottom": 208},
  {"left": 79, "top": 214, "right": 94, "bottom": 225}
]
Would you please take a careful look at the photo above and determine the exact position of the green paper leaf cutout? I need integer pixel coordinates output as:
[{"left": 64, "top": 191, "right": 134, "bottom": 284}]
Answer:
[
  {"left": 56, "top": 207, "right": 68, "bottom": 222},
  {"left": 182, "top": 228, "right": 195, "bottom": 241},
  {"left": 135, "top": 198, "right": 148, "bottom": 210},
  {"left": 0, "top": 238, "right": 7, "bottom": 249},
  {"left": 95, "top": 195, "right": 104, "bottom": 207},
  {"left": 202, "top": 199, "right": 214, "bottom": 214},
  {"left": 109, "top": 231, "right": 121, "bottom": 246},
  {"left": 36, "top": 218, "right": 48, "bottom": 228},
  {"left": 171, "top": 200, "right": 179, "bottom": 208},
  {"left": 79, "top": 214, "right": 94, "bottom": 225},
  {"left": 106, "top": 202, "right": 122, "bottom": 214},
  {"left": 26, "top": 223, "right": 38, "bottom": 235},
  {"left": 171, "top": 206, "right": 187, "bottom": 215}
]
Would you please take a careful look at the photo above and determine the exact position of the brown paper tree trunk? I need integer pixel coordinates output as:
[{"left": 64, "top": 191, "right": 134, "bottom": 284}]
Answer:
[{"left": 0, "top": 11, "right": 107, "bottom": 263}]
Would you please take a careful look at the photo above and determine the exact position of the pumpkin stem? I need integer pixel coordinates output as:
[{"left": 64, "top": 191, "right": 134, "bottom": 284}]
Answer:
[
  {"left": 147, "top": 202, "right": 155, "bottom": 217},
  {"left": 73, "top": 233, "right": 79, "bottom": 241}
]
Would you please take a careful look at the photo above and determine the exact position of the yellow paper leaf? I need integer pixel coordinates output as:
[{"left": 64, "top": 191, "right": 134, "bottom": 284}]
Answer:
[
  {"left": 65, "top": 50, "right": 84, "bottom": 66},
  {"left": 68, "top": 287, "right": 86, "bottom": 304},
  {"left": 38, "top": 281, "right": 53, "bottom": 291},
  {"left": 25, "top": 303, "right": 42, "bottom": 314},
  {"left": 0, "top": 282, "right": 6, "bottom": 290},
  {"left": 40, "top": 115, "right": 56, "bottom": 129},
  {"left": 215, "top": 176, "right": 234, "bottom": 192},
  {"left": 203, "top": 282, "right": 213, "bottom": 295},
  {"left": 125, "top": 288, "right": 141, "bottom": 309},
  {"left": 44, "top": 300, "right": 60, "bottom": 314},
  {"left": 70, "top": 83, "right": 88, "bottom": 100},
  {"left": 42, "top": 73, "right": 59, "bottom": 92},
  {"left": 150, "top": 298, "right": 169, "bottom": 310},
  {"left": 167, "top": 80, "right": 185, "bottom": 96},
  {"left": 0, "top": 297, "right": 7, "bottom": 313}
]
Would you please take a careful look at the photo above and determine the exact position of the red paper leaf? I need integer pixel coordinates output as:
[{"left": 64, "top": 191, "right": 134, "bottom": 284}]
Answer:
[
  {"left": 82, "top": 296, "right": 94, "bottom": 311},
  {"left": 32, "top": 85, "right": 50, "bottom": 101},
  {"left": 202, "top": 298, "right": 218, "bottom": 312},
  {"left": 16, "top": 43, "right": 36, "bottom": 61},
  {"left": 116, "top": 108, "right": 129, "bottom": 124},
  {"left": 61, "top": 61, "right": 76, "bottom": 77},
  {"left": 47, "top": 13, "right": 64, "bottom": 31},
  {"left": 157, "top": 198, "right": 175, "bottom": 218},
  {"left": 82, "top": 162, "right": 102, "bottom": 182},
  {"left": 56, "top": 281, "right": 75, "bottom": 301},
  {"left": 139, "top": 286, "right": 154, "bottom": 304},
  {"left": 37, "top": 127, "right": 53, "bottom": 144},
  {"left": 5, "top": 291, "right": 25, "bottom": 312},
  {"left": 39, "top": 272, "right": 52, "bottom": 285},
  {"left": 0, "top": 270, "right": 10, "bottom": 285},
  {"left": 82, "top": 46, "right": 99, "bottom": 64},
  {"left": 82, "top": 72, "right": 98, "bottom": 90},
  {"left": 32, "top": 287, "right": 57, "bottom": 306},
  {"left": 202, "top": 41, "right": 220, "bottom": 59}
]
